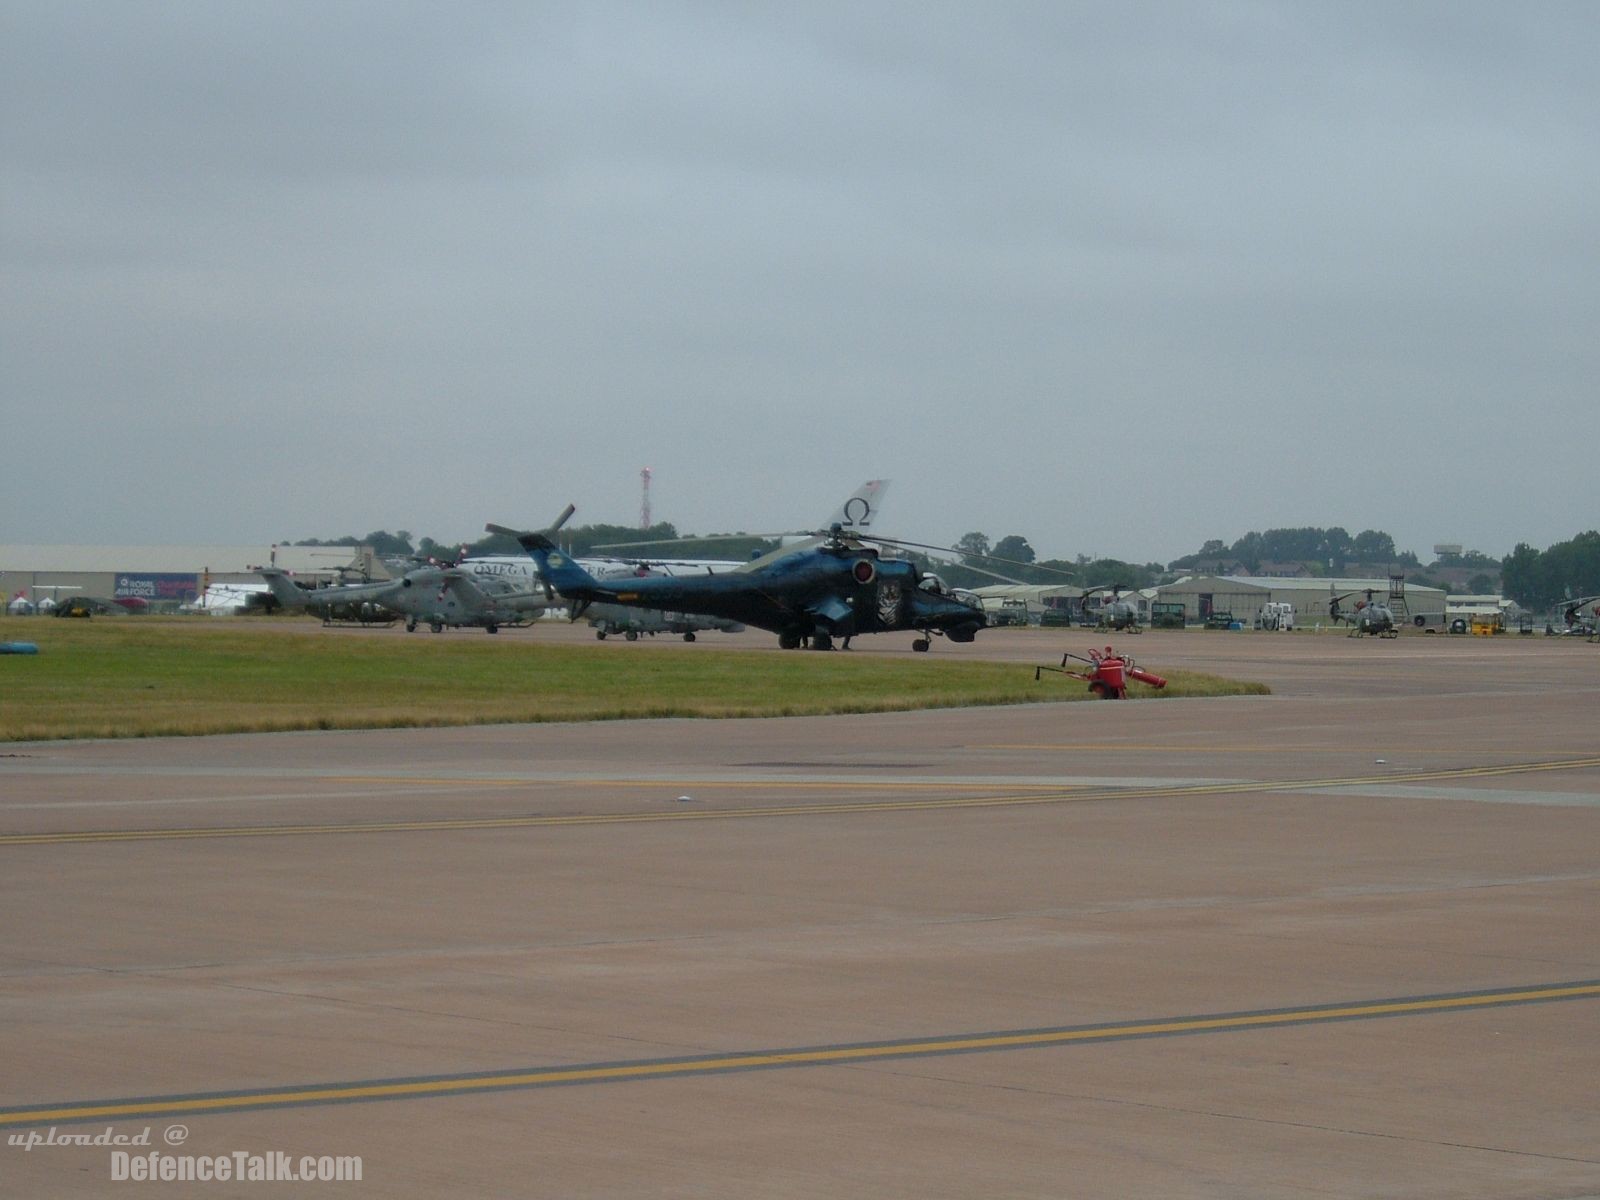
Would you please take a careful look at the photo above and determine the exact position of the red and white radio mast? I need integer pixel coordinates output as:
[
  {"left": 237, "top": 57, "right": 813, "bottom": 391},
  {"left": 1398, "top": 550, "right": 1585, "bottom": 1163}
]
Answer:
[{"left": 639, "top": 467, "right": 653, "bottom": 529}]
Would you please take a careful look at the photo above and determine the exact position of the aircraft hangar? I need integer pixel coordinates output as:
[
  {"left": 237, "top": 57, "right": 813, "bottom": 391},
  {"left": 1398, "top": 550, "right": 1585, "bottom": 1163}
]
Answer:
[
  {"left": 0, "top": 543, "right": 386, "bottom": 611},
  {"left": 1155, "top": 574, "right": 1448, "bottom": 628}
]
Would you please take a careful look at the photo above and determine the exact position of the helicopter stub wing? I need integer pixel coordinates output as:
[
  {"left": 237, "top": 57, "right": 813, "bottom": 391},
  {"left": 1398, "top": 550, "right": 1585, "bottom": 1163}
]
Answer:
[{"left": 805, "top": 594, "right": 855, "bottom": 633}]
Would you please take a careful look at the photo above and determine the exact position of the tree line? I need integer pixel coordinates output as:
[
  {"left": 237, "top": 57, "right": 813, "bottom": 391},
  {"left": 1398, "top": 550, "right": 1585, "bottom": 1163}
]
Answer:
[
  {"left": 1500, "top": 532, "right": 1600, "bottom": 610},
  {"left": 1169, "top": 527, "right": 1420, "bottom": 573}
]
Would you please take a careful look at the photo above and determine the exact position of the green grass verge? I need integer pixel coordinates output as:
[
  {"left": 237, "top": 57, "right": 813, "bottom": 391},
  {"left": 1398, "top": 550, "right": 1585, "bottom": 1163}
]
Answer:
[{"left": 0, "top": 618, "right": 1269, "bottom": 741}]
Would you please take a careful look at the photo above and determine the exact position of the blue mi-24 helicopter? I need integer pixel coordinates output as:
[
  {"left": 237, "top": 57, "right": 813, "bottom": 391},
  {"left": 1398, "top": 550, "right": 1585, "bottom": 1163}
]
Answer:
[{"left": 488, "top": 507, "right": 988, "bottom": 652}]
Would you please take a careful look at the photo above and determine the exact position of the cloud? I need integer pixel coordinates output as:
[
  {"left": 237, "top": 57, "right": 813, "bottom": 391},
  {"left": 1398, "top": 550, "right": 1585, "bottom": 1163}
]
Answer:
[{"left": 3, "top": 1, "right": 1595, "bottom": 559}]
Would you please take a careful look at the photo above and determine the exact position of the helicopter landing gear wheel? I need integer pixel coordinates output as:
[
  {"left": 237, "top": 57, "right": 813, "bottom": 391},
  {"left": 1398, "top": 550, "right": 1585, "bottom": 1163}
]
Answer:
[
  {"left": 625, "top": 630, "right": 638, "bottom": 641},
  {"left": 811, "top": 632, "right": 834, "bottom": 651},
  {"left": 486, "top": 623, "right": 498, "bottom": 634},
  {"left": 778, "top": 630, "right": 802, "bottom": 650},
  {"left": 430, "top": 621, "right": 443, "bottom": 634},
  {"left": 683, "top": 632, "right": 696, "bottom": 642},
  {"left": 406, "top": 618, "right": 417, "bottom": 633},
  {"left": 595, "top": 629, "right": 607, "bottom": 640},
  {"left": 912, "top": 637, "right": 931, "bottom": 652}
]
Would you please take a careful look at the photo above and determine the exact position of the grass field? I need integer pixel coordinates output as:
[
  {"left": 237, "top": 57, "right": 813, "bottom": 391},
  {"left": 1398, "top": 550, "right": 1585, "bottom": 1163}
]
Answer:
[{"left": 0, "top": 618, "right": 1269, "bottom": 741}]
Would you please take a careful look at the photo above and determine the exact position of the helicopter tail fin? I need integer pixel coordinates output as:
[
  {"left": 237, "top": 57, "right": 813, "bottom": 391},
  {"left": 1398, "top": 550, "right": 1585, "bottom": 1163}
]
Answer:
[
  {"left": 485, "top": 518, "right": 600, "bottom": 601},
  {"left": 256, "top": 568, "right": 310, "bottom": 609}
]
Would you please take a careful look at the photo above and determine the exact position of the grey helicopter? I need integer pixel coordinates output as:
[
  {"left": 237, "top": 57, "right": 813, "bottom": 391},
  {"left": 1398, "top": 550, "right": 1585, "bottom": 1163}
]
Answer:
[
  {"left": 257, "top": 567, "right": 405, "bottom": 626},
  {"left": 384, "top": 505, "right": 580, "bottom": 631},
  {"left": 1553, "top": 594, "right": 1600, "bottom": 638},
  {"left": 1329, "top": 587, "right": 1399, "bottom": 637},
  {"left": 258, "top": 562, "right": 555, "bottom": 633},
  {"left": 257, "top": 513, "right": 579, "bottom": 633},
  {"left": 1082, "top": 583, "right": 1142, "bottom": 632}
]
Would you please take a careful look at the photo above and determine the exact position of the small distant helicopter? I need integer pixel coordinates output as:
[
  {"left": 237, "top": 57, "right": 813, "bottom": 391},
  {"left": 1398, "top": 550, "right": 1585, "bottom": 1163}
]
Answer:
[
  {"left": 1329, "top": 588, "right": 1398, "bottom": 637},
  {"left": 1082, "top": 583, "right": 1141, "bottom": 632},
  {"left": 489, "top": 513, "right": 988, "bottom": 652},
  {"left": 258, "top": 568, "right": 403, "bottom": 625},
  {"left": 50, "top": 595, "right": 146, "bottom": 618},
  {"left": 1555, "top": 594, "right": 1600, "bottom": 638}
]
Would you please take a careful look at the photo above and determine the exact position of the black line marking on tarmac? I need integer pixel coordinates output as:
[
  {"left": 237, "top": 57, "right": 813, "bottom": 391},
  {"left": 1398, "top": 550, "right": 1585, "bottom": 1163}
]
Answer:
[
  {"left": 3, "top": 980, "right": 1597, "bottom": 1127},
  {"left": 4, "top": 755, "right": 1598, "bottom": 846}
]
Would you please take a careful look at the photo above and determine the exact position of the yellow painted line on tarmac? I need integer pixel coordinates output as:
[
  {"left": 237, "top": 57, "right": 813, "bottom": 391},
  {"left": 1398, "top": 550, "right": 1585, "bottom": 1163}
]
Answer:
[
  {"left": 4, "top": 756, "right": 1597, "bottom": 847},
  {"left": 3, "top": 981, "right": 1595, "bottom": 1127}
]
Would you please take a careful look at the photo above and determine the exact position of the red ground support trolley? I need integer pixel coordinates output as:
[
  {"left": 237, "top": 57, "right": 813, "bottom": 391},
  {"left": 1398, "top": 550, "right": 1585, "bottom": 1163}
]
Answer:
[{"left": 1035, "top": 645, "right": 1167, "bottom": 699}]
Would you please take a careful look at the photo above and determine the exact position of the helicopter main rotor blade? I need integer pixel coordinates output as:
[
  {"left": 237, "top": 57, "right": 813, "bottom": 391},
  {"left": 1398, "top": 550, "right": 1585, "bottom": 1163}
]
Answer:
[
  {"left": 485, "top": 504, "right": 575, "bottom": 544},
  {"left": 837, "top": 532, "right": 1080, "bottom": 581},
  {"left": 948, "top": 560, "right": 1033, "bottom": 586},
  {"left": 1078, "top": 581, "right": 1132, "bottom": 595},
  {"left": 590, "top": 532, "right": 795, "bottom": 552}
]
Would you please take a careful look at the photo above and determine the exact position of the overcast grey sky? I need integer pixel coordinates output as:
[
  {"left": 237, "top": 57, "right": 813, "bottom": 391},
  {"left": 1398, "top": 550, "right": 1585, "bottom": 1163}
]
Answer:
[{"left": 3, "top": 2, "right": 1595, "bottom": 563}]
